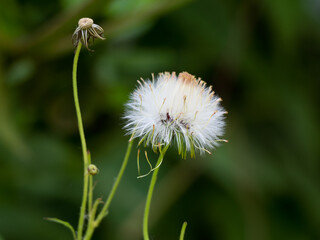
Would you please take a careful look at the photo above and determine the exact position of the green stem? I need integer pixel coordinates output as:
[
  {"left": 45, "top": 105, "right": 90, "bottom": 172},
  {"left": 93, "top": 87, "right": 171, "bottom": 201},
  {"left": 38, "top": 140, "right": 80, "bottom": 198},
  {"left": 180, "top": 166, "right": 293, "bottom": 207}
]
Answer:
[
  {"left": 94, "top": 139, "right": 134, "bottom": 225},
  {"left": 87, "top": 152, "right": 93, "bottom": 214},
  {"left": 73, "top": 42, "right": 89, "bottom": 240},
  {"left": 83, "top": 198, "right": 102, "bottom": 240},
  {"left": 179, "top": 221, "right": 187, "bottom": 240},
  {"left": 88, "top": 175, "right": 93, "bottom": 212},
  {"left": 83, "top": 140, "right": 133, "bottom": 240},
  {"left": 143, "top": 145, "right": 169, "bottom": 240}
]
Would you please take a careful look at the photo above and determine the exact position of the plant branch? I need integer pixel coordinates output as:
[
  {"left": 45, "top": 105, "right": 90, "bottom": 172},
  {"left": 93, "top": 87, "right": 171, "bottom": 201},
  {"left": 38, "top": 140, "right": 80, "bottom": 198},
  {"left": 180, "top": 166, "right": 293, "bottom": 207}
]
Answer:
[
  {"left": 143, "top": 145, "right": 169, "bottom": 240},
  {"left": 72, "top": 42, "right": 89, "bottom": 240},
  {"left": 92, "top": 139, "right": 133, "bottom": 228},
  {"left": 179, "top": 222, "right": 187, "bottom": 240}
]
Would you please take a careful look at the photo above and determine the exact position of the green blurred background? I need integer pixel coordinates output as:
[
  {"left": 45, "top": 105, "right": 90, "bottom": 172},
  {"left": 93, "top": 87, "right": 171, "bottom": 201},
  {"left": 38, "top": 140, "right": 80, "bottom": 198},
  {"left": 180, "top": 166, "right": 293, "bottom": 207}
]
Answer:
[{"left": 0, "top": 0, "right": 319, "bottom": 239}]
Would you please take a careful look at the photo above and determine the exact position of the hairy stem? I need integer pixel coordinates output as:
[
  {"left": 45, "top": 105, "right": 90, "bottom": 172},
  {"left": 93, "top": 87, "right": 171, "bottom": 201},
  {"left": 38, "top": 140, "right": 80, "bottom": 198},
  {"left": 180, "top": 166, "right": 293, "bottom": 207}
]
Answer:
[
  {"left": 73, "top": 42, "right": 89, "bottom": 240},
  {"left": 143, "top": 145, "right": 169, "bottom": 240}
]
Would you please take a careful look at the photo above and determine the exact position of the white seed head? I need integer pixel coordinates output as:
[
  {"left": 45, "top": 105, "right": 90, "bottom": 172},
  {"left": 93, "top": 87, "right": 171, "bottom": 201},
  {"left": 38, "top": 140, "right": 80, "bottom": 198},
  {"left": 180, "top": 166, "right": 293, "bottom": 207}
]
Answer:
[{"left": 124, "top": 72, "right": 227, "bottom": 157}]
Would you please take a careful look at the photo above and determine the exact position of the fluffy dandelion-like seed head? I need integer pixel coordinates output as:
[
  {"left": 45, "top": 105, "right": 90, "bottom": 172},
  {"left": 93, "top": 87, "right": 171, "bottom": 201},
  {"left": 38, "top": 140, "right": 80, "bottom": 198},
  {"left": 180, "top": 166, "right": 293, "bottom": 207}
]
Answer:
[
  {"left": 124, "top": 72, "right": 227, "bottom": 158},
  {"left": 72, "top": 17, "right": 105, "bottom": 50}
]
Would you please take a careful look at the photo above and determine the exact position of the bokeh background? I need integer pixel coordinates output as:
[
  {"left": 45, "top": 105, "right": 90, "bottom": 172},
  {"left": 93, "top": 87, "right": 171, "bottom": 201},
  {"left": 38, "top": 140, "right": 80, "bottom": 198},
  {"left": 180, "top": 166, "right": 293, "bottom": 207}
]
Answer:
[{"left": 0, "top": 0, "right": 319, "bottom": 239}]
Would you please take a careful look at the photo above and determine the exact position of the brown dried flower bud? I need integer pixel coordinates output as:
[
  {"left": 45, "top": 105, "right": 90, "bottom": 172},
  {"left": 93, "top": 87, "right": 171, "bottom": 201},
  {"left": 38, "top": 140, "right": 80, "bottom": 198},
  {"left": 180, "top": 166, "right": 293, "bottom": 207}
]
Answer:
[
  {"left": 78, "top": 18, "right": 93, "bottom": 29},
  {"left": 72, "top": 17, "right": 105, "bottom": 50}
]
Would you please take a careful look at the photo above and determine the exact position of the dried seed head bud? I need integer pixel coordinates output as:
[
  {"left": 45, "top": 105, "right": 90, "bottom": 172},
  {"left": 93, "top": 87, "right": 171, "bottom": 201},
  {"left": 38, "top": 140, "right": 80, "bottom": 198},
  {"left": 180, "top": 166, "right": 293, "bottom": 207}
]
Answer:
[
  {"left": 78, "top": 18, "right": 93, "bottom": 29},
  {"left": 88, "top": 164, "right": 99, "bottom": 175},
  {"left": 72, "top": 17, "right": 105, "bottom": 50}
]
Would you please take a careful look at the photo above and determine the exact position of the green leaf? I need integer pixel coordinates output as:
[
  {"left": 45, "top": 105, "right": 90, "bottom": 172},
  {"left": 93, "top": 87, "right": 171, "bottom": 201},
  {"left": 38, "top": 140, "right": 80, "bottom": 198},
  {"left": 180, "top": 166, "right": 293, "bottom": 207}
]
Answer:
[{"left": 44, "top": 218, "right": 76, "bottom": 240}]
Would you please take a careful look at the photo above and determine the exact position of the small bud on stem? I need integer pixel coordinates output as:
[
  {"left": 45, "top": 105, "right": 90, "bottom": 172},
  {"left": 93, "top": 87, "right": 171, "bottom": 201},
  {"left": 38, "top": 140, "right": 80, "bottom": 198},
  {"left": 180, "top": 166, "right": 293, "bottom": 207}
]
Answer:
[{"left": 88, "top": 164, "right": 99, "bottom": 175}]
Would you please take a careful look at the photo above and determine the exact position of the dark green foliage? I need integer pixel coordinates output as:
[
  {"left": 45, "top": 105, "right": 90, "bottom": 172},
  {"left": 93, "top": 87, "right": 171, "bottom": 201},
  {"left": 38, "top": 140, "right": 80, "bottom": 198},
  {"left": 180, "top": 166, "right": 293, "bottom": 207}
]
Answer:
[{"left": 0, "top": 0, "right": 319, "bottom": 239}]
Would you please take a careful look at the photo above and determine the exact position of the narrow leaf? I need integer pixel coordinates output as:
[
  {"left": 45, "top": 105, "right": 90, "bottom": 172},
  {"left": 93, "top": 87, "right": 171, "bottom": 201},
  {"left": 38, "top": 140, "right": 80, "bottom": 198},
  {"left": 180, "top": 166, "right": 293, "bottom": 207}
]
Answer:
[{"left": 44, "top": 217, "right": 76, "bottom": 240}]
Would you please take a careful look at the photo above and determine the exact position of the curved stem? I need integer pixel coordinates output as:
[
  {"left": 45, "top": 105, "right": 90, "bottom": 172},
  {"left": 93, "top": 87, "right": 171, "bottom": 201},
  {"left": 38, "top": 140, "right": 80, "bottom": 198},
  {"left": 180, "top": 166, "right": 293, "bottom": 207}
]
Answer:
[
  {"left": 83, "top": 139, "right": 133, "bottom": 240},
  {"left": 73, "top": 42, "right": 89, "bottom": 240},
  {"left": 179, "top": 221, "right": 187, "bottom": 240},
  {"left": 143, "top": 146, "right": 169, "bottom": 240},
  {"left": 94, "top": 139, "right": 134, "bottom": 225}
]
